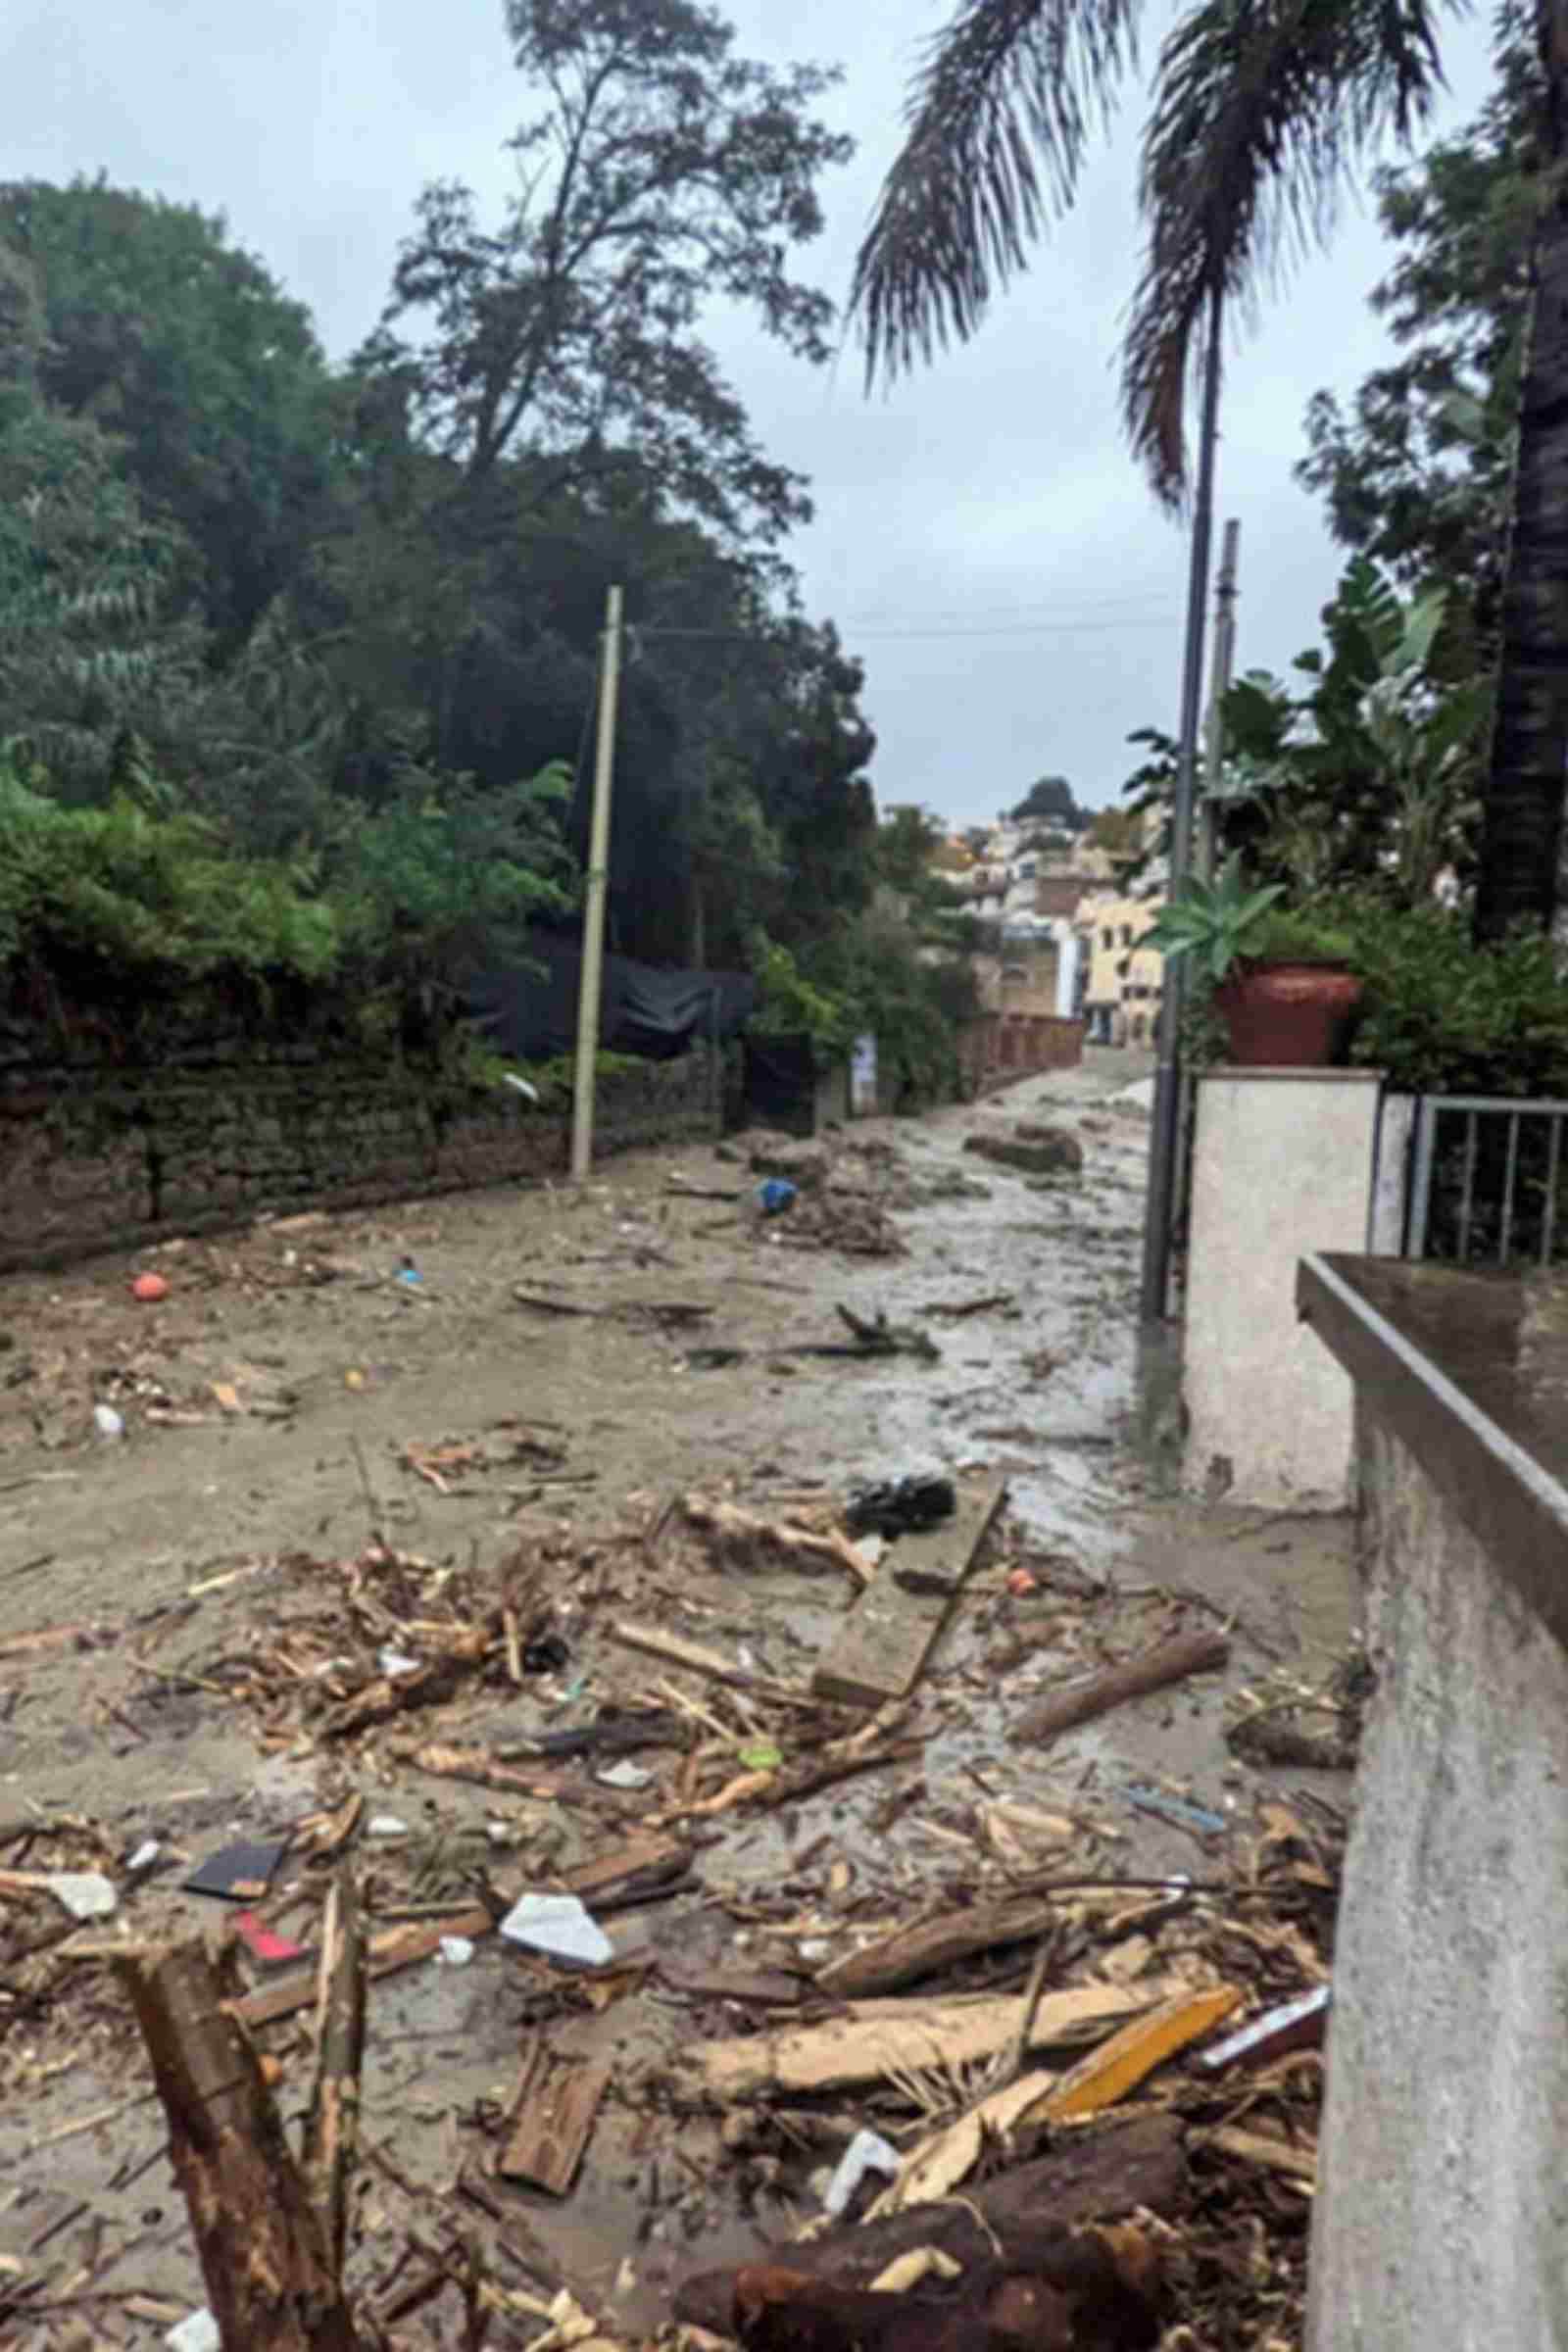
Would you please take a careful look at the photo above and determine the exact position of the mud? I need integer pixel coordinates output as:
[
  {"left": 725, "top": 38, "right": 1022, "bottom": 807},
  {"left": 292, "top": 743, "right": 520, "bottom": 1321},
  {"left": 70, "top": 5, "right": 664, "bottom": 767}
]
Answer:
[{"left": 0, "top": 1046, "right": 1359, "bottom": 2339}]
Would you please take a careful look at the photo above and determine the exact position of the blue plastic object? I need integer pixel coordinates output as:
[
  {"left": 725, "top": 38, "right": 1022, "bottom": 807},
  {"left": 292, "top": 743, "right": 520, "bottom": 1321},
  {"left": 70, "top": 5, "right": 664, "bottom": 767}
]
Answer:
[{"left": 758, "top": 1179, "right": 798, "bottom": 1216}]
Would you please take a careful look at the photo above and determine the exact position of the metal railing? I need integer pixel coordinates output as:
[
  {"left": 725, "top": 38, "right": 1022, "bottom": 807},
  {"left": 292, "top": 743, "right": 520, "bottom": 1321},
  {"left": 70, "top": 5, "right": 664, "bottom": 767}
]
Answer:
[{"left": 1407, "top": 1096, "right": 1568, "bottom": 1268}]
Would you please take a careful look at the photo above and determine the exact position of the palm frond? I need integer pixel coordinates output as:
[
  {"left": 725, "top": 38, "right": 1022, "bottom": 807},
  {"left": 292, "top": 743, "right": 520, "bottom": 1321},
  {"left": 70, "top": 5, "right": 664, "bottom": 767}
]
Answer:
[
  {"left": 1123, "top": 0, "right": 1451, "bottom": 506},
  {"left": 851, "top": 0, "right": 1142, "bottom": 383}
]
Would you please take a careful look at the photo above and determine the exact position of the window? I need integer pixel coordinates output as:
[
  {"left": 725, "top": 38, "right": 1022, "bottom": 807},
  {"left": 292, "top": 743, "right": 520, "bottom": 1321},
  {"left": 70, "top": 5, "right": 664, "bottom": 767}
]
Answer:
[
  {"left": 1119, "top": 924, "right": 1133, "bottom": 946},
  {"left": 1101, "top": 928, "right": 1113, "bottom": 950}
]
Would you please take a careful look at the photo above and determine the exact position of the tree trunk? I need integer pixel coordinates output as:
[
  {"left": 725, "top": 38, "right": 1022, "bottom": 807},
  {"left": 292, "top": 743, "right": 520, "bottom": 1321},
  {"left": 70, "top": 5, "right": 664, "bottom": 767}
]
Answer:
[
  {"left": 117, "top": 1938, "right": 363, "bottom": 2352},
  {"left": 1475, "top": 7, "right": 1568, "bottom": 943}
]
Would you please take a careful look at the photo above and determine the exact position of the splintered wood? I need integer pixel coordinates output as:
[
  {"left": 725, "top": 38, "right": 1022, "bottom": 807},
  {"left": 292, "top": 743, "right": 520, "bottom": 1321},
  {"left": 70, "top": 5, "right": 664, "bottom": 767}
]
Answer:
[
  {"left": 683, "top": 1978, "right": 1178, "bottom": 2100},
  {"left": 811, "top": 1476, "right": 1007, "bottom": 1707},
  {"left": 499, "top": 2043, "right": 611, "bottom": 2196}
]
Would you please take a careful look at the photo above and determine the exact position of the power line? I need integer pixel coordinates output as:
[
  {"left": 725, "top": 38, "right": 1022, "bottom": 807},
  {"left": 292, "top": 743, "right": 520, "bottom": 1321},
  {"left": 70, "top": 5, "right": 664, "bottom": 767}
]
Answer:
[{"left": 637, "top": 614, "right": 1177, "bottom": 645}]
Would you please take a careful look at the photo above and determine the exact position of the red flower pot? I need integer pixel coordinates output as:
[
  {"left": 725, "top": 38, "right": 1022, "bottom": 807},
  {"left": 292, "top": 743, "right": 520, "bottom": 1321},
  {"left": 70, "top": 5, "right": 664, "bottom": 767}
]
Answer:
[{"left": 1215, "top": 963, "right": 1364, "bottom": 1067}]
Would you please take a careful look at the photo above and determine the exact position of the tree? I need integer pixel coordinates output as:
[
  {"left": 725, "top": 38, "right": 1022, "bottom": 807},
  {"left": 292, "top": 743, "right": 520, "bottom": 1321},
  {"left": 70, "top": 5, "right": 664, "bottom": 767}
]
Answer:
[
  {"left": 848, "top": 0, "right": 1568, "bottom": 944},
  {"left": 367, "top": 0, "right": 853, "bottom": 549},
  {"left": 0, "top": 180, "right": 341, "bottom": 646},
  {"left": 1297, "top": 20, "right": 1541, "bottom": 655},
  {"left": 1009, "top": 772, "right": 1084, "bottom": 828}
]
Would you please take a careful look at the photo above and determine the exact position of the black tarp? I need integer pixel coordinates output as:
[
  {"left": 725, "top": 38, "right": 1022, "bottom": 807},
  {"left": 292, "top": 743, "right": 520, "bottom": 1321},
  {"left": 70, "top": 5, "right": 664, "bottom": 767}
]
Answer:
[
  {"left": 462, "top": 938, "right": 757, "bottom": 1063},
  {"left": 741, "top": 1032, "right": 818, "bottom": 1135}
]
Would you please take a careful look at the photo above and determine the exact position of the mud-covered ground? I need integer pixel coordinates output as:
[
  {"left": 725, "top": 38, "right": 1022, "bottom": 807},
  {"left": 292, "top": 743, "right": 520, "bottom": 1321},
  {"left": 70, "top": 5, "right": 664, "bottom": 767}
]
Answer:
[{"left": 0, "top": 1049, "right": 1358, "bottom": 2342}]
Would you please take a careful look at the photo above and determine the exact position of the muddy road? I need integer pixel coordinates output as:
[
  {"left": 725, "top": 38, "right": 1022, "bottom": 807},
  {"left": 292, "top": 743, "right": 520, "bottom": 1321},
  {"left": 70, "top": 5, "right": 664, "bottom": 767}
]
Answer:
[{"left": 0, "top": 1049, "right": 1357, "bottom": 2342}]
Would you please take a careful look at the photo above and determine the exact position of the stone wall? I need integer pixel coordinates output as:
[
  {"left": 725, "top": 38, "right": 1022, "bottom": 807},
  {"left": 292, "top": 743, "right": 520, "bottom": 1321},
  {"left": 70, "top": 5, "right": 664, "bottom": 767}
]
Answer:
[{"left": 0, "top": 1028, "right": 723, "bottom": 1272}]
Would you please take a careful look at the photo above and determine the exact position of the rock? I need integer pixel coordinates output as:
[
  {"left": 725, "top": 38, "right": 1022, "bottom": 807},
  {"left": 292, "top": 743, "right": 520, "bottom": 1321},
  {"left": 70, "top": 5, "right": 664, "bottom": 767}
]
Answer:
[
  {"left": 963, "top": 1129, "right": 1084, "bottom": 1177},
  {"left": 749, "top": 1137, "right": 830, "bottom": 1191}
]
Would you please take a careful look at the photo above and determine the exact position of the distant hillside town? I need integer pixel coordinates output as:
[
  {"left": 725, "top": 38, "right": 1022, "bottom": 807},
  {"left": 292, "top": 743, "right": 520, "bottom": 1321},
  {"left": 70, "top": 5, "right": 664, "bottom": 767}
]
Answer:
[{"left": 929, "top": 775, "right": 1167, "bottom": 1048}]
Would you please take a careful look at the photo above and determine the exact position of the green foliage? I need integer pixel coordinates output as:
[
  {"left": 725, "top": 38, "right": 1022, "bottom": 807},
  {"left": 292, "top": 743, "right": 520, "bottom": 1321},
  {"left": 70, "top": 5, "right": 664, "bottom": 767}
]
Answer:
[
  {"left": 1342, "top": 904, "right": 1568, "bottom": 1097},
  {"left": 746, "top": 932, "right": 855, "bottom": 1053},
  {"left": 1142, "top": 858, "right": 1286, "bottom": 983}
]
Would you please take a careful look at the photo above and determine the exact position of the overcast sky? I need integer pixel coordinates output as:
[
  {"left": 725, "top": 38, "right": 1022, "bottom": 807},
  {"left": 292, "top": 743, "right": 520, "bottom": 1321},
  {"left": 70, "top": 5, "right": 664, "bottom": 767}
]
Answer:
[{"left": 3, "top": 0, "right": 1495, "bottom": 825}]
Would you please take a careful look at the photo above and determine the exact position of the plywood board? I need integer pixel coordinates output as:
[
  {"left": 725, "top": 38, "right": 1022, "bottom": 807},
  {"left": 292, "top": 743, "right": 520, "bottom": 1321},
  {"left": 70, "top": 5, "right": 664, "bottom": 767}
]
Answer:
[{"left": 811, "top": 1478, "right": 1007, "bottom": 1707}]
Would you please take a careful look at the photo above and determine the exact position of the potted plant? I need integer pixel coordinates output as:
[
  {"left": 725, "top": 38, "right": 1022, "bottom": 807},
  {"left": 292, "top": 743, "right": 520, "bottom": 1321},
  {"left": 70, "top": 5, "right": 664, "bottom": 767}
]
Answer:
[{"left": 1145, "top": 860, "right": 1363, "bottom": 1066}]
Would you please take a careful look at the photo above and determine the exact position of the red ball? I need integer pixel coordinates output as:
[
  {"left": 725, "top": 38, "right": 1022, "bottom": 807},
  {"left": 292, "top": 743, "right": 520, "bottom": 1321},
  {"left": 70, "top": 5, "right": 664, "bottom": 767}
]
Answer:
[{"left": 131, "top": 1272, "right": 170, "bottom": 1302}]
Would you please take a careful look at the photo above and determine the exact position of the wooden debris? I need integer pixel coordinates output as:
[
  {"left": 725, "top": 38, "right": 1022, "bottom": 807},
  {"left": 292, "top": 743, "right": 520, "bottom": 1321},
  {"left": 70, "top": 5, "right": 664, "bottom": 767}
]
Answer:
[
  {"left": 682, "top": 1978, "right": 1178, "bottom": 2100},
  {"left": 1038, "top": 1983, "right": 1242, "bottom": 2121},
  {"left": 814, "top": 1891, "right": 1064, "bottom": 2000},
  {"left": 317, "top": 1632, "right": 489, "bottom": 1740},
  {"left": 1200, "top": 2124, "right": 1318, "bottom": 2183},
  {"left": 300, "top": 1868, "right": 365, "bottom": 2276},
  {"left": 812, "top": 1478, "right": 1007, "bottom": 1708},
  {"left": 402, "top": 1743, "right": 570, "bottom": 1798},
  {"left": 675, "top": 2116, "right": 1184, "bottom": 2319},
  {"left": 117, "top": 1936, "right": 364, "bottom": 2350},
  {"left": 1013, "top": 1627, "right": 1230, "bottom": 1746},
  {"left": 610, "top": 1620, "right": 814, "bottom": 1706},
  {"left": 680, "top": 1494, "right": 876, "bottom": 1587},
  {"left": 498, "top": 2044, "right": 611, "bottom": 2196}
]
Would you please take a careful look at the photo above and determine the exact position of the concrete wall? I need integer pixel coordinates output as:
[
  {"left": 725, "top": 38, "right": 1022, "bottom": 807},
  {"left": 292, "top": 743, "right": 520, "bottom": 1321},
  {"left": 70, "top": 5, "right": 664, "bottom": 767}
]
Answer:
[
  {"left": 1306, "top": 1412, "right": 1568, "bottom": 2349},
  {"left": 1185, "top": 1071, "right": 1382, "bottom": 1507}
]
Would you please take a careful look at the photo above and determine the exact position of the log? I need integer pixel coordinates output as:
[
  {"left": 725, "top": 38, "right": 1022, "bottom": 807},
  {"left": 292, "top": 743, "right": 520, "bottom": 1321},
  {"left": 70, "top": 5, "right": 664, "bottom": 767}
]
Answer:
[
  {"left": 681, "top": 1979, "right": 1178, "bottom": 2100},
  {"left": 300, "top": 1869, "right": 365, "bottom": 2277},
  {"left": 674, "top": 2114, "right": 1184, "bottom": 2326},
  {"left": 1013, "top": 1629, "right": 1229, "bottom": 1746},
  {"left": 814, "top": 1893, "right": 1064, "bottom": 2000},
  {"left": 117, "top": 1937, "right": 363, "bottom": 2351},
  {"left": 1200, "top": 2124, "right": 1317, "bottom": 2183},
  {"left": 402, "top": 1743, "right": 571, "bottom": 1798}
]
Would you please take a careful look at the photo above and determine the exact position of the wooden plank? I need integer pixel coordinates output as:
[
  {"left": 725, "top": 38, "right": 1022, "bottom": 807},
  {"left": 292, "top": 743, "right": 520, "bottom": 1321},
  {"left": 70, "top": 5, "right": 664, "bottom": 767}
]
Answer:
[
  {"left": 498, "top": 2049, "right": 611, "bottom": 2196},
  {"left": 811, "top": 1478, "right": 1007, "bottom": 1708},
  {"left": 814, "top": 1892, "right": 1063, "bottom": 2000},
  {"left": 682, "top": 1976, "right": 1177, "bottom": 2100}
]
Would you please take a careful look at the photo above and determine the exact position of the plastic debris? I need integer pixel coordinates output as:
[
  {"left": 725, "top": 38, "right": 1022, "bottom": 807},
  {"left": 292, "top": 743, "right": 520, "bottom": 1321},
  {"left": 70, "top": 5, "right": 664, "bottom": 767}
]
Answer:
[
  {"left": 1007, "top": 1566, "right": 1041, "bottom": 1597},
  {"left": 368, "top": 1814, "right": 409, "bottom": 1838},
  {"left": 522, "top": 1634, "right": 570, "bottom": 1675},
  {"left": 1123, "top": 1786, "right": 1229, "bottom": 1838},
  {"left": 165, "top": 2312, "right": 220, "bottom": 2352},
  {"left": 757, "top": 1179, "right": 798, "bottom": 1216},
  {"left": 377, "top": 1647, "right": 419, "bottom": 1678},
  {"left": 1197, "top": 1984, "right": 1331, "bottom": 2073},
  {"left": 93, "top": 1403, "right": 125, "bottom": 1441},
  {"left": 232, "top": 1911, "right": 305, "bottom": 1964},
  {"left": 47, "top": 1872, "right": 117, "bottom": 1921},
  {"left": 131, "top": 1271, "right": 170, "bottom": 1302},
  {"left": 344, "top": 1368, "right": 367, "bottom": 1391},
  {"left": 738, "top": 1741, "right": 784, "bottom": 1773},
  {"left": 437, "top": 1936, "right": 476, "bottom": 1967},
  {"left": 498, "top": 1891, "right": 613, "bottom": 1968},
  {"left": 396, "top": 1257, "right": 422, "bottom": 1288},
  {"left": 845, "top": 1473, "right": 956, "bottom": 1539},
  {"left": 823, "top": 2128, "right": 902, "bottom": 2216},
  {"left": 502, "top": 1073, "right": 541, "bottom": 1104},
  {"left": 183, "top": 1838, "right": 289, "bottom": 1903},
  {"left": 596, "top": 1759, "right": 654, "bottom": 1790},
  {"left": 125, "top": 1839, "right": 161, "bottom": 1874}
]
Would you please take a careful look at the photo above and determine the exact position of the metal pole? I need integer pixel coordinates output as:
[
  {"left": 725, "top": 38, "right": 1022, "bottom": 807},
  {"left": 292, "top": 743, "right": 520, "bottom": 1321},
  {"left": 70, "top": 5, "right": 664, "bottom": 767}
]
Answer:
[
  {"left": 1140, "top": 281, "right": 1224, "bottom": 1324},
  {"left": 1196, "top": 518, "right": 1241, "bottom": 884},
  {"left": 570, "top": 583, "right": 624, "bottom": 1182}
]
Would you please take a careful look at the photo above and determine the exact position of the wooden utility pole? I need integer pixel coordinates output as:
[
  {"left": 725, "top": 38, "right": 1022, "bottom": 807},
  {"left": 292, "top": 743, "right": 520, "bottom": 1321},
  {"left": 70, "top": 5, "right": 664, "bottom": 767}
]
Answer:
[
  {"left": 570, "top": 584, "right": 625, "bottom": 1182},
  {"left": 1196, "top": 520, "right": 1242, "bottom": 882}
]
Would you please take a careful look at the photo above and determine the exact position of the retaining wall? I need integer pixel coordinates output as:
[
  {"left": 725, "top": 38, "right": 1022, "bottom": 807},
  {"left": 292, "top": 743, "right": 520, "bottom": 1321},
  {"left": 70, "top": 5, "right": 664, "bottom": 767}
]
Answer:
[{"left": 0, "top": 1021, "right": 721, "bottom": 1271}]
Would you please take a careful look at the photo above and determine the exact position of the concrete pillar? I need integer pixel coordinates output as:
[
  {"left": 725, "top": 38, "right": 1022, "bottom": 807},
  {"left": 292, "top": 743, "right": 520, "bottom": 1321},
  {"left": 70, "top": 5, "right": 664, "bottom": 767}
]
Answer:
[{"left": 1184, "top": 1070, "right": 1384, "bottom": 1508}]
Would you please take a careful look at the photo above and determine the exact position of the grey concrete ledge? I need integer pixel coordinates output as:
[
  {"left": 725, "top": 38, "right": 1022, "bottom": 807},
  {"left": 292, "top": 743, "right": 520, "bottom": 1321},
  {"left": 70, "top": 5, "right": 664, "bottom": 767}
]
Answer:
[
  {"left": 1298, "top": 1252, "right": 1568, "bottom": 1652},
  {"left": 1200, "top": 1067, "right": 1384, "bottom": 1084}
]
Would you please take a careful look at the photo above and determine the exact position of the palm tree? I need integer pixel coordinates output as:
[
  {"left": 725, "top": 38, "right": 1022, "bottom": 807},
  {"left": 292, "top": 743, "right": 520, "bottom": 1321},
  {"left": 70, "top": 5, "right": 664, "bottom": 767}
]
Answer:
[{"left": 850, "top": 0, "right": 1568, "bottom": 947}]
